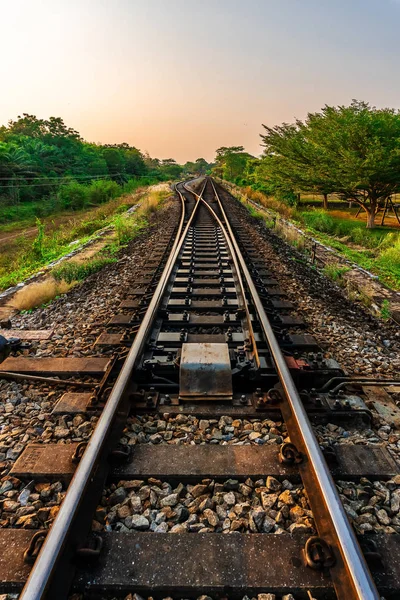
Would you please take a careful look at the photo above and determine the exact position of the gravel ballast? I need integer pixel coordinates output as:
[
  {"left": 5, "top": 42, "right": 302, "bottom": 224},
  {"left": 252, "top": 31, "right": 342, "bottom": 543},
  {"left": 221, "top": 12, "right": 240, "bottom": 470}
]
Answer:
[
  {"left": 97, "top": 477, "right": 315, "bottom": 535},
  {"left": 121, "top": 414, "right": 286, "bottom": 446}
]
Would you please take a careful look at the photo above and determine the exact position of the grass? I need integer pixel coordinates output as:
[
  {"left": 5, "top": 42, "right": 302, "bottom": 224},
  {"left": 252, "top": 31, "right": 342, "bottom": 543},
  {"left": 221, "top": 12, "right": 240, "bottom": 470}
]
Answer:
[
  {"left": 11, "top": 279, "right": 73, "bottom": 311},
  {"left": 0, "top": 197, "right": 63, "bottom": 229},
  {"left": 323, "top": 263, "right": 351, "bottom": 283},
  {"left": 0, "top": 176, "right": 163, "bottom": 229},
  {"left": 52, "top": 257, "right": 117, "bottom": 284},
  {"left": 235, "top": 185, "right": 400, "bottom": 290},
  {"left": 247, "top": 205, "right": 266, "bottom": 221},
  {"left": 0, "top": 186, "right": 169, "bottom": 292},
  {"left": 50, "top": 190, "right": 167, "bottom": 286},
  {"left": 299, "top": 209, "right": 392, "bottom": 249},
  {"left": 302, "top": 224, "right": 400, "bottom": 289},
  {"left": 380, "top": 299, "right": 392, "bottom": 320}
]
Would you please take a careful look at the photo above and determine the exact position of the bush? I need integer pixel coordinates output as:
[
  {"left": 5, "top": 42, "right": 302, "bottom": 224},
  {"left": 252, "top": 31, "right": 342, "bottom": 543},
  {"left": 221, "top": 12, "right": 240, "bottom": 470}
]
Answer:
[
  {"left": 113, "top": 213, "right": 147, "bottom": 245},
  {"left": 323, "top": 262, "right": 350, "bottom": 283},
  {"left": 52, "top": 257, "right": 117, "bottom": 283},
  {"left": 275, "top": 189, "right": 298, "bottom": 206},
  {"left": 87, "top": 180, "right": 121, "bottom": 205},
  {"left": 377, "top": 237, "right": 400, "bottom": 273},
  {"left": 31, "top": 218, "right": 46, "bottom": 259},
  {"left": 58, "top": 182, "right": 88, "bottom": 210},
  {"left": 115, "top": 203, "right": 130, "bottom": 214},
  {"left": 301, "top": 209, "right": 336, "bottom": 233}
]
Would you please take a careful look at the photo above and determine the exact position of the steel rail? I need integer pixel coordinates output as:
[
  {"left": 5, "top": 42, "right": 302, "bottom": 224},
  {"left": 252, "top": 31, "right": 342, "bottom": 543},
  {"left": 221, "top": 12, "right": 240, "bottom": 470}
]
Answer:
[
  {"left": 19, "top": 183, "right": 204, "bottom": 600},
  {"left": 206, "top": 178, "right": 380, "bottom": 600},
  {"left": 184, "top": 180, "right": 260, "bottom": 368}
]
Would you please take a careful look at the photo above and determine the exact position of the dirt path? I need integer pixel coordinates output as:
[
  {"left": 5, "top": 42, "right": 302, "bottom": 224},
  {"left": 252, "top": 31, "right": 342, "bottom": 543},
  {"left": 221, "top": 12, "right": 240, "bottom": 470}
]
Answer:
[
  {"left": 0, "top": 226, "right": 39, "bottom": 243},
  {"left": 0, "top": 210, "right": 94, "bottom": 249}
]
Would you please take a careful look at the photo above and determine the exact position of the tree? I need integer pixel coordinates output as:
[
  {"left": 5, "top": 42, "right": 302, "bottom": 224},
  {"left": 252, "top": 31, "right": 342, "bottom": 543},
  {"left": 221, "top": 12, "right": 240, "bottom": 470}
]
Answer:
[
  {"left": 159, "top": 159, "right": 182, "bottom": 179},
  {"left": 260, "top": 122, "right": 334, "bottom": 209},
  {"left": 125, "top": 148, "right": 146, "bottom": 177},
  {"left": 102, "top": 147, "right": 126, "bottom": 182},
  {"left": 183, "top": 158, "right": 212, "bottom": 177},
  {"left": 0, "top": 113, "right": 186, "bottom": 211},
  {"left": 194, "top": 158, "right": 210, "bottom": 175},
  {"left": 6, "top": 114, "right": 81, "bottom": 142},
  {"left": 306, "top": 101, "right": 400, "bottom": 226},
  {"left": 213, "top": 146, "right": 253, "bottom": 182},
  {"left": 260, "top": 101, "right": 400, "bottom": 227}
]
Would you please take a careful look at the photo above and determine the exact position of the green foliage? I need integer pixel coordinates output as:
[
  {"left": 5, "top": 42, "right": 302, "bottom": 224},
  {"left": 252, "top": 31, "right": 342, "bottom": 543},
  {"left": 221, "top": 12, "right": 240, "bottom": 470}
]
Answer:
[
  {"left": 240, "top": 186, "right": 400, "bottom": 289},
  {"left": 31, "top": 218, "right": 46, "bottom": 259},
  {"left": 58, "top": 181, "right": 88, "bottom": 210},
  {"left": 258, "top": 100, "right": 400, "bottom": 228},
  {"left": 86, "top": 179, "right": 120, "bottom": 205},
  {"left": 275, "top": 188, "right": 298, "bottom": 207},
  {"left": 323, "top": 263, "right": 350, "bottom": 283},
  {"left": 301, "top": 210, "right": 336, "bottom": 233},
  {"left": 113, "top": 213, "right": 148, "bottom": 246},
  {"left": 380, "top": 300, "right": 392, "bottom": 320},
  {"left": 300, "top": 209, "right": 395, "bottom": 248},
  {"left": 376, "top": 235, "right": 400, "bottom": 275},
  {"left": 182, "top": 157, "right": 213, "bottom": 177},
  {"left": 0, "top": 197, "right": 62, "bottom": 224},
  {"left": 212, "top": 146, "right": 254, "bottom": 182},
  {"left": 247, "top": 205, "right": 265, "bottom": 221},
  {"left": 0, "top": 113, "right": 185, "bottom": 224},
  {"left": 52, "top": 257, "right": 117, "bottom": 284}
]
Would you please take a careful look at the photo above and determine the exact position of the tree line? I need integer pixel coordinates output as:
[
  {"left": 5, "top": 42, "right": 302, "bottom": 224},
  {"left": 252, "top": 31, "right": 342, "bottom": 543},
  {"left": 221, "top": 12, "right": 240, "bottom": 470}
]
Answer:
[
  {"left": 0, "top": 114, "right": 213, "bottom": 213},
  {"left": 3, "top": 102, "right": 400, "bottom": 229},
  {"left": 212, "top": 100, "right": 400, "bottom": 228}
]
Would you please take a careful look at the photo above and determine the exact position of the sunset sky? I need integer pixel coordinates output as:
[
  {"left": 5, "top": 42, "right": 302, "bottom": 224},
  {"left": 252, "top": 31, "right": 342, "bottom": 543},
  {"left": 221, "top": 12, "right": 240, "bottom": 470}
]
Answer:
[{"left": 1, "top": 0, "right": 399, "bottom": 163}]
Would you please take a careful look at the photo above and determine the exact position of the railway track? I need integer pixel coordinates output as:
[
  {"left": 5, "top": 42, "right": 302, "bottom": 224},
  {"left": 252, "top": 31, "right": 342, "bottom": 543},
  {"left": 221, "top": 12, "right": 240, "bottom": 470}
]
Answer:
[{"left": 0, "top": 178, "right": 400, "bottom": 599}]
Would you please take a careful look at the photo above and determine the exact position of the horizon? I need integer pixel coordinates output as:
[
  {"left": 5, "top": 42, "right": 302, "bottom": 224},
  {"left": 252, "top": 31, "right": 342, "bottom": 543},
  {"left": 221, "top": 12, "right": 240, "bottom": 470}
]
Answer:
[{"left": 1, "top": 0, "right": 400, "bottom": 163}]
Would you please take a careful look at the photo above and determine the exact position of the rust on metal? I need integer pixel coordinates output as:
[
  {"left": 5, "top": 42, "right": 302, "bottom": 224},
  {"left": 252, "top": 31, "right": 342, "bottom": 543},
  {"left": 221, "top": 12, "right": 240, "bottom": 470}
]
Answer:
[
  {"left": 385, "top": 385, "right": 400, "bottom": 394},
  {"left": 362, "top": 385, "right": 400, "bottom": 429},
  {"left": 95, "top": 333, "right": 124, "bottom": 346},
  {"left": 10, "top": 443, "right": 79, "bottom": 481},
  {"left": 51, "top": 393, "right": 93, "bottom": 415},
  {"left": 107, "top": 314, "right": 133, "bottom": 325},
  {"left": 0, "top": 357, "right": 110, "bottom": 376},
  {"left": 0, "top": 329, "right": 53, "bottom": 341}
]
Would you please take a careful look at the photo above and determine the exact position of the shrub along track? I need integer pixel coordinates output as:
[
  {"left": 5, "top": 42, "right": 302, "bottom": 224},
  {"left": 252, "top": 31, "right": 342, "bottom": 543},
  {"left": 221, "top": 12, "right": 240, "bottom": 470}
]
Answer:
[{"left": 0, "top": 180, "right": 399, "bottom": 600}]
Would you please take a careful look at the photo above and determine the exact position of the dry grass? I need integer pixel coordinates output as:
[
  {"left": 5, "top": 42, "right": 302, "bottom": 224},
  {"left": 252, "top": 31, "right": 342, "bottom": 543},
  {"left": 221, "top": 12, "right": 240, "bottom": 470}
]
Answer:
[
  {"left": 137, "top": 187, "right": 170, "bottom": 217},
  {"left": 10, "top": 278, "right": 73, "bottom": 310},
  {"left": 241, "top": 186, "right": 295, "bottom": 220},
  {"left": 274, "top": 221, "right": 308, "bottom": 251}
]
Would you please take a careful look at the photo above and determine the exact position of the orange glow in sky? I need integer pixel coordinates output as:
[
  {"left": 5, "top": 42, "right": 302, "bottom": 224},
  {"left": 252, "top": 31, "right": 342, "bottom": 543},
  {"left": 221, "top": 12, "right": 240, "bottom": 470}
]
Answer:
[{"left": 1, "top": 0, "right": 399, "bottom": 162}]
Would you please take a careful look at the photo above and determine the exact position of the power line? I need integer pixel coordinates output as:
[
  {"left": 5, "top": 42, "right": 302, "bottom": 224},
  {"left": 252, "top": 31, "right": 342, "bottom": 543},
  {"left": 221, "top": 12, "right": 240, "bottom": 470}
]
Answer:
[
  {"left": 0, "top": 173, "right": 123, "bottom": 181},
  {"left": 0, "top": 175, "right": 128, "bottom": 189}
]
